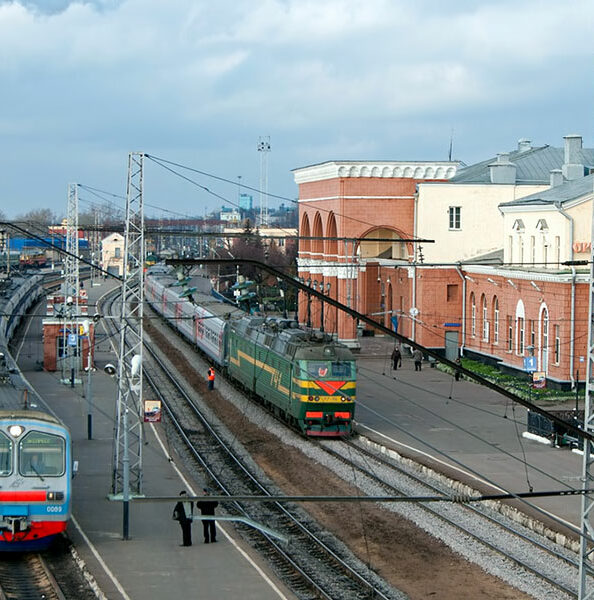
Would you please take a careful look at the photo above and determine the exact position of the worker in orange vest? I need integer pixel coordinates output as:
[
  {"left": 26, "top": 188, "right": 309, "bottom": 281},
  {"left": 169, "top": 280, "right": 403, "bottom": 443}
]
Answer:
[{"left": 207, "top": 366, "right": 215, "bottom": 391}]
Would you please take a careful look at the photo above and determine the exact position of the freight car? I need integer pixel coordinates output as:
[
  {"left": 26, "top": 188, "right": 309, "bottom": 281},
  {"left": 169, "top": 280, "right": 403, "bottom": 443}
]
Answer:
[{"left": 145, "top": 268, "right": 356, "bottom": 437}]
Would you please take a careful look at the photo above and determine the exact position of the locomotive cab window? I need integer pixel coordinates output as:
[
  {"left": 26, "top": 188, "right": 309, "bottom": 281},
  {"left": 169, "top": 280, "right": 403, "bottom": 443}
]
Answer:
[
  {"left": 0, "top": 432, "right": 12, "bottom": 476},
  {"left": 302, "top": 361, "right": 353, "bottom": 378},
  {"left": 331, "top": 362, "right": 353, "bottom": 377},
  {"left": 19, "top": 431, "right": 65, "bottom": 477}
]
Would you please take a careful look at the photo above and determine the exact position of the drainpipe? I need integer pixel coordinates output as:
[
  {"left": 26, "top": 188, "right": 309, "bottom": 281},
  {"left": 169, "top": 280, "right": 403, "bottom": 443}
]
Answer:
[
  {"left": 412, "top": 186, "right": 418, "bottom": 343},
  {"left": 570, "top": 266, "right": 576, "bottom": 389},
  {"left": 456, "top": 264, "right": 466, "bottom": 356},
  {"left": 556, "top": 201, "right": 575, "bottom": 387}
]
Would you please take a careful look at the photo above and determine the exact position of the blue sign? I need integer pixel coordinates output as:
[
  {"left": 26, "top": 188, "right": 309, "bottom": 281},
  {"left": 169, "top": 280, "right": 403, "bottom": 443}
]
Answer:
[
  {"left": 67, "top": 333, "right": 77, "bottom": 347},
  {"left": 524, "top": 356, "right": 537, "bottom": 372},
  {"left": 444, "top": 322, "right": 461, "bottom": 328},
  {"left": 391, "top": 316, "right": 398, "bottom": 333}
]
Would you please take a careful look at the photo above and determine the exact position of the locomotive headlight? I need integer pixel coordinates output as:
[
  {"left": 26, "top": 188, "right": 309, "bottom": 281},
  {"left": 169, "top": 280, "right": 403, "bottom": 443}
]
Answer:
[
  {"left": 47, "top": 491, "right": 64, "bottom": 501},
  {"left": 8, "top": 425, "right": 23, "bottom": 438}
]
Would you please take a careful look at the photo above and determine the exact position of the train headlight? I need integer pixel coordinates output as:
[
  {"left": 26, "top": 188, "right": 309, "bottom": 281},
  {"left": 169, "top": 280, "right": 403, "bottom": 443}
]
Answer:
[
  {"left": 47, "top": 491, "right": 64, "bottom": 501},
  {"left": 8, "top": 425, "right": 23, "bottom": 438}
]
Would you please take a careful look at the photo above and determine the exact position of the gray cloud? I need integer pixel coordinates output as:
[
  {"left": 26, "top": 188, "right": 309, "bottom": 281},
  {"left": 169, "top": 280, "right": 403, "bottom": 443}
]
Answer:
[{"left": 0, "top": 0, "right": 592, "bottom": 218}]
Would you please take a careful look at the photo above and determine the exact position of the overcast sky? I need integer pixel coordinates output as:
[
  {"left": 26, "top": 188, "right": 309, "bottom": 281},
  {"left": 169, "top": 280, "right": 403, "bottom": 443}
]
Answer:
[{"left": 1, "top": 0, "right": 592, "bottom": 220}]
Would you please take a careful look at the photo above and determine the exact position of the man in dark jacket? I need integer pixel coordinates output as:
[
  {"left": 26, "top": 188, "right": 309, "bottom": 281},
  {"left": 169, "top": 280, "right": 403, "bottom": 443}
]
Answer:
[
  {"left": 391, "top": 346, "right": 402, "bottom": 370},
  {"left": 173, "top": 490, "right": 193, "bottom": 546},
  {"left": 197, "top": 488, "right": 219, "bottom": 543}
]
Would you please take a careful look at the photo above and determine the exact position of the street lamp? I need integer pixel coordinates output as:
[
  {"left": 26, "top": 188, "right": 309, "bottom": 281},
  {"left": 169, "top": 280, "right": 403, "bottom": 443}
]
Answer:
[{"left": 277, "top": 278, "right": 288, "bottom": 319}]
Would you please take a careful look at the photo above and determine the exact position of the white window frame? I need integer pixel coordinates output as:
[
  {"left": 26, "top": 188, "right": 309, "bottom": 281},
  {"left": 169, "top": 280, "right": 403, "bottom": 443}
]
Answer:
[
  {"left": 449, "top": 206, "right": 461, "bottom": 230},
  {"left": 482, "top": 296, "right": 489, "bottom": 341},
  {"left": 493, "top": 297, "right": 499, "bottom": 344}
]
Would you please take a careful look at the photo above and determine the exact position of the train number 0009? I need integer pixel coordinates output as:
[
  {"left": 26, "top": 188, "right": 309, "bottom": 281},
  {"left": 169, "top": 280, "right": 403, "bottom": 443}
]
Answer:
[{"left": 46, "top": 506, "right": 63, "bottom": 513}]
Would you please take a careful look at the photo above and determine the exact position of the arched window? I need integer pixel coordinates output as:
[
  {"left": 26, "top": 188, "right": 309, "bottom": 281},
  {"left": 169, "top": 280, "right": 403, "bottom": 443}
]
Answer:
[
  {"left": 493, "top": 297, "right": 499, "bottom": 344},
  {"left": 481, "top": 295, "right": 489, "bottom": 341},
  {"left": 470, "top": 293, "right": 476, "bottom": 337}
]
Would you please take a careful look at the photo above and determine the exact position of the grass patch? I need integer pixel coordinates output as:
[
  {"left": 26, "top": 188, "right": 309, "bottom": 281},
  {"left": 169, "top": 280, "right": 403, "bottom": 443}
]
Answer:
[{"left": 439, "top": 357, "right": 575, "bottom": 404}]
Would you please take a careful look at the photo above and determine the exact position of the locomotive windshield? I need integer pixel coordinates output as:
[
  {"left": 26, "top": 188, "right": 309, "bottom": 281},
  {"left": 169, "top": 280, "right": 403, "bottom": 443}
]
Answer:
[
  {"left": 301, "top": 361, "right": 354, "bottom": 379},
  {"left": 0, "top": 432, "right": 12, "bottom": 476},
  {"left": 19, "top": 431, "right": 65, "bottom": 477}
]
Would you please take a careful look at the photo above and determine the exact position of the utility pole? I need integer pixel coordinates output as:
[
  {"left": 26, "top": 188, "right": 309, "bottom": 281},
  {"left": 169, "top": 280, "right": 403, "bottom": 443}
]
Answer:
[
  {"left": 110, "top": 152, "right": 145, "bottom": 540},
  {"left": 62, "top": 184, "right": 80, "bottom": 386},
  {"left": 578, "top": 179, "right": 594, "bottom": 599},
  {"left": 257, "top": 136, "right": 271, "bottom": 227}
]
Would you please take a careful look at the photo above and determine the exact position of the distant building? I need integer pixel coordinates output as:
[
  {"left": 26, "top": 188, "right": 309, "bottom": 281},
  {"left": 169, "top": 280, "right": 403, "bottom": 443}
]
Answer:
[
  {"left": 101, "top": 232, "right": 124, "bottom": 277},
  {"left": 239, "top": 193, "right": 253, "bottom": 211},
  {"left": 221, "top": 226, "right": 297, "bottom": 255},
  {"left": 220, "top": 207, "right": 241, "bottom": 224}
]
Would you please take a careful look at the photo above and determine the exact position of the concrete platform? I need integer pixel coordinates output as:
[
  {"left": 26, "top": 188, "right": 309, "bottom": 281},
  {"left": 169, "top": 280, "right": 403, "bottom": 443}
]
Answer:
[{"left": 355, "top": 335, "right": 584, "bottom": 531}]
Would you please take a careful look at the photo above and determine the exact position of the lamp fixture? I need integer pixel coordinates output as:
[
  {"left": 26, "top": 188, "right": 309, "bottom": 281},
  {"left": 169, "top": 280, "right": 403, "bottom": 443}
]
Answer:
[
  {"left": 530, "top": 281, "right": 542, "bottom": 292},
  {"left": 507, "top": 279, "right": 517, "bottom": 289},
  {"left": 8, "top": 425, "right": 23, "bottom": 438},
  {"left": 487, "top": 278, "right": 498, "bottom": 286},
  {"left": 464, "top": 275, "right": 475, "bottom": 282}
]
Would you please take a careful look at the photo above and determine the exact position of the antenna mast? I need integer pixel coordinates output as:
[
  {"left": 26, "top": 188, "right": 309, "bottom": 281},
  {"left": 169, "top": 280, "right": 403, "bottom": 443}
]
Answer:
[{"left": 258, "top": 136, "right": 271, "bottom": 227}]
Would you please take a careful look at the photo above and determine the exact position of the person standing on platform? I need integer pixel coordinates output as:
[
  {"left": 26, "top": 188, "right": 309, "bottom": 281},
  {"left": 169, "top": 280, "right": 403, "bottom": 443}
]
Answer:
[
  {"left": 197, "top": 488, "right": 219, "bottom": 543},
  {"left": 207, "top": 366, "right": 215, "bottom": 391},
  {"left": 454, "top": 357, "right": 462, "bottom": 381},
  {"left": 413, "top": 348, "right": 423, "bottom": 371},
  {"left": 391, "top": 346, "right": 402, "bottom": 371},
  {"left": 173, "top": 490, "right": 193, "bottom": 547}
]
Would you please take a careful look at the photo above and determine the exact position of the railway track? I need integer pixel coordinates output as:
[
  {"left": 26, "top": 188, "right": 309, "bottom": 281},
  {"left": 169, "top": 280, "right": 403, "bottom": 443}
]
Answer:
[
  {"left": 101, "top": 288, "right": 402, "bottom": 600},
  {"left": 0, "top": 553, "right": 65, "bottom": 600},
  {"left": 103, "top": 286, "right": 591, "bottom": 599},
  {"left": 321, "top": 437, "right": 582, "bottom": 599}
]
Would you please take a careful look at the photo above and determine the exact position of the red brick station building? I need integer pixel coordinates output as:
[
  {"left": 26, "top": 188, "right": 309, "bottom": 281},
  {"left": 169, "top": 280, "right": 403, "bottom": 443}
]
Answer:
[{"left": 294, "top": 135, "right": 594, "bottom": 388}]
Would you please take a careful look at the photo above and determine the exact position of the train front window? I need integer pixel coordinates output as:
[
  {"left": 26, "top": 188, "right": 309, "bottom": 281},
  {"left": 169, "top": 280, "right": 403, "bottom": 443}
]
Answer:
[
  {"left": 0, "top": 432, "right": 12, "bottom": 476},
  {"left": 19, "top": 431, "right": 65, "bottom": 477},
  {"left": 302, "top": 361, "right": 353, "bottom": 379}
]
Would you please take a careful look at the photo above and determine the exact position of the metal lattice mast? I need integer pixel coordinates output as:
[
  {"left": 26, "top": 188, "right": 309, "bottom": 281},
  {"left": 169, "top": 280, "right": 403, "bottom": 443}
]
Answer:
[
  {"left": 258, "top": 136, "right": 270, "bottom": 227},
  {"left": 62, "top": 184, "right": 80, "bottom": 385},
  {"left": 111, "top": 153, "right": 145, "bottom": 536},
  {"left": 579, "top": 182, "right": 594, "bottom": 599},
  {"left": 65, "top": 184, "right": 80, "bottom": 304}
]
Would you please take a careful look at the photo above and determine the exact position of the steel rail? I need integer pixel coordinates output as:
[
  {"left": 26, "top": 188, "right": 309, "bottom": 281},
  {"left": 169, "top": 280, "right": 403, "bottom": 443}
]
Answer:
[
  {"left": 102, "top": 287, "right": 395, "bottom": 600},
  {"left": 327, "top": 438, "right": 580, "bottom": 598}
]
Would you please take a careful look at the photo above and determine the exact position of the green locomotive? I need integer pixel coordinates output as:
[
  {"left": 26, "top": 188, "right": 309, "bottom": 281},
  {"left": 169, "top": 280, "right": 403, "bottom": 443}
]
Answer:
[{"left": 228, "top": 316, "right": 356, "bottom": 437}]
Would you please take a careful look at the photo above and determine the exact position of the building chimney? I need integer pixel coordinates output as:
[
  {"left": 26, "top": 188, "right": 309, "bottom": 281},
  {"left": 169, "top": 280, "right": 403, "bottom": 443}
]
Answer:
[
  {"left": 489, "top": 153, "right": 517, "bottom": 184},
  {"left": 517, "top": 138, "right": 532, "bottom": 153},
  {"left": 562, "top": 134, "right": 584, "bottom": 181},
  {"left": 550, "top": 169, "right": 564, "bottom": 187}
]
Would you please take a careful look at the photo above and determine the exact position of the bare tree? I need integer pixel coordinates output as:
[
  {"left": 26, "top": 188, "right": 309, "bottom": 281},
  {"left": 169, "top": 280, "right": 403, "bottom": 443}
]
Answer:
[{"left": 16, "top": 208, "right": 60, "bottom": 227}]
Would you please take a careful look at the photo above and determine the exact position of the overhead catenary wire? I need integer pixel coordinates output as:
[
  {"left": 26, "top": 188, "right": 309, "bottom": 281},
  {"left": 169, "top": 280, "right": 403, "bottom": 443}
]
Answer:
[{"left": 130, "top": 488, "right": 593, "bottom": 505}]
